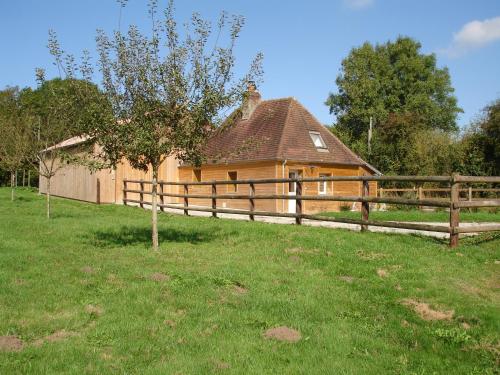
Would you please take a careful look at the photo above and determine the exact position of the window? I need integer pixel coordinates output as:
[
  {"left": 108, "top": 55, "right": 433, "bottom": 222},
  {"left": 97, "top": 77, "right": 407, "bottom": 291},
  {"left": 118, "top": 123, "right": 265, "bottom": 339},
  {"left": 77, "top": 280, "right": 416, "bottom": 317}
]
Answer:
[
  {"left": 309, "top": 131, "right": 327, "bottom": 150},
  {"left": 318, "top": 173, "right": 331, "bottom": 195},
  {"left": 228, "top": 171, "right": 238, "bottom": 192},
  {"left": 193, "top": 169, "right": 202, "bottom": 182}
]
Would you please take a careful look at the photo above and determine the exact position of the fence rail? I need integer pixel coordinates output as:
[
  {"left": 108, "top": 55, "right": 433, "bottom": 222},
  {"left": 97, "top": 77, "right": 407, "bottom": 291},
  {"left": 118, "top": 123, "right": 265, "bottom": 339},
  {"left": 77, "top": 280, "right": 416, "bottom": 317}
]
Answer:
[{"left": 122, "top": 174, "right": 500, "bottom": 248}]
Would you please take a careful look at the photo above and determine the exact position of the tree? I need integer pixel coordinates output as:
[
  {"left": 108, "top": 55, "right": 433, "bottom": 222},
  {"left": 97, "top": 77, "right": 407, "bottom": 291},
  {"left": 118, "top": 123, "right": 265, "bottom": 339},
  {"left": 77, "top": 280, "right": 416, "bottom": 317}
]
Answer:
[
  {"left": 0, "top": 87, "right": 32, "bottom": 201},
  {"left": 49, "top": 0, "right": 262, "bottom": 249},
  {"left": 20, "top": 75, "right": 107, "bottom": 218},
  {"left": 326, "top": 37, "right": 462, "bottom": 175},
  {"left": 461, "top": 99, "right": 500, "bottom": 176}
]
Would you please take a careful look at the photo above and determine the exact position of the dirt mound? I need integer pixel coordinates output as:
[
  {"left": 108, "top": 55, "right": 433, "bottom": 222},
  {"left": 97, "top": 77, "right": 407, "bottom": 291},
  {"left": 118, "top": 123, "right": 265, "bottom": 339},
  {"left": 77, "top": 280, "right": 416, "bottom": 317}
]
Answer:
[
  {"left": 377, "top": 268, "right": 388, "bottom": 278},
  {"left": 151, "top": 272, "right": 170, "bottom": 282},
  {"left": 33, "top": 330, "right": 78, "bottom": 347},
  {"left": 401, "top": 299, "right": 454, "bottom": 321},
  {"left": 339, "top": 275, "right": 354, "bottom": 283},
  {"left": 81, "top": 266, "right": 95, "bottom": 274},
  {"left": 0, "top": 336, "right": 23, "bottom": 352},
  {"left": 85, "top": 304, "right": 104, "bottom": 316},
  {"left": 263, "top": 326, "right": 301, "bottom": 343},
  {"left": 232, "top": 285, "right": 248, "bottom": 295}
]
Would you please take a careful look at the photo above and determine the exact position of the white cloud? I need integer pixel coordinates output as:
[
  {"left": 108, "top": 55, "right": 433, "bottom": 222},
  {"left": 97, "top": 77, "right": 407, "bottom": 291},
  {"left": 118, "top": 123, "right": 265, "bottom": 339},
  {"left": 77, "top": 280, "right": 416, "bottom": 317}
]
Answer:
[
  {"left": 344, "top": 0, "right": 374, "bottom": 10},
  {"left": 442, "top": 16, "right": 500, "bottom": 57}
]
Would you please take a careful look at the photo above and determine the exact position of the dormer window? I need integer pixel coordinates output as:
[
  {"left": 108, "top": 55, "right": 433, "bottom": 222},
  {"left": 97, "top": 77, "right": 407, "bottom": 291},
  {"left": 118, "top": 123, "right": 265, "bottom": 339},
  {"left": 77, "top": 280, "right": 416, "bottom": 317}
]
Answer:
[{"left": 309, "top": 131, "right": 327, "bottom": 150}]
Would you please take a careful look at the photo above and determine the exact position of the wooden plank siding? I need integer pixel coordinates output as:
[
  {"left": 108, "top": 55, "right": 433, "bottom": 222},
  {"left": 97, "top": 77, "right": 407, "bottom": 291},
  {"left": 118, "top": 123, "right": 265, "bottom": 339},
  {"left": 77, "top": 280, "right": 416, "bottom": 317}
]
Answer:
[
  {"left": 39, "top": 144, "right": 116, "bottom": 204},
  {"left": 114, "top": 155, "right": 180, "bottom": 204},
  {"left": 179, "top": 161, "right": 377, "bottom": 214},
  {"left": 178, "top": 161, "right": 278, "bottom": 212}
]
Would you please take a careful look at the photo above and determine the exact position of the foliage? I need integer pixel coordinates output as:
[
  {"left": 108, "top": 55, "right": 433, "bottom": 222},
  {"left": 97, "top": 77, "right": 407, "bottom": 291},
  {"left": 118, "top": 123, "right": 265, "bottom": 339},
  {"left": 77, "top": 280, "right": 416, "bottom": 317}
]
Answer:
[
  {"left": 0, "top": 188, "right": 498, "bottom": 374},
  {"left": 326, "top": 37, "right": 462, "bottom": 175},
  {"left": 0, "top": 87, "right": 33, "bottom": 199},
  {"left": 18, "top": 75, "right": 107, "bottom": 217},
  {"left": 460, "top": 98, "right": 500, "bottom": 176},
  {"left": 433, "top": 328, "right": 473, "bottom": 345},
  {"left": 48, "top": 0, "right": 262, "bottom": 248}
]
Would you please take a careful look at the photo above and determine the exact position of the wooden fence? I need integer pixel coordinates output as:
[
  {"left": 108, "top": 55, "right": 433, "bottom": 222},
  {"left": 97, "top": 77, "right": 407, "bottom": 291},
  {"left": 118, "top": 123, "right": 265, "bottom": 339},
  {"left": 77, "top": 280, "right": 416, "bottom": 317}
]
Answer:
[
  {"left": 379, "top": 186, "right": 500, "bottom": 202},
  {"left": 123, "top": 174, "right": 500, "bottom": 248}
]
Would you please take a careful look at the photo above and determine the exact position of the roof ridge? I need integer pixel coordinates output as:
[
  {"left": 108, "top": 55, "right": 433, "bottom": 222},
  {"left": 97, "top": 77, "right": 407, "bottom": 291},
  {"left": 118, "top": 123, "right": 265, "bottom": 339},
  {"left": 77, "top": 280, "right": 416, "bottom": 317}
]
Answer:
[
  {"left": 275, "top": 99, "right": 295, "bottom": 159},
  {"left": 291, "top": 99, "right": 371, "bottom": 166}
]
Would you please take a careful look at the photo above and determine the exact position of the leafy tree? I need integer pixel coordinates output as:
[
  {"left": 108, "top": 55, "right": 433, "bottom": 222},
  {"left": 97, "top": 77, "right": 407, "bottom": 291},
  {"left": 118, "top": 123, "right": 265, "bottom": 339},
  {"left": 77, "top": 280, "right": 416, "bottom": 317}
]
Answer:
[
  {"left": 49, "top": 0, "right": 262, "bottom": 249},
  {"left": 461, "top": 99, "right": 500, "bottom": 176},
  {"left": 20, "top": 74, "right": 107, "bottom": 218},
  {"left": 326, "top": 37, "right": 462, "bottom": 175},
  {"left": 0, "top": 87, "right": 32, "bottom": 201}
]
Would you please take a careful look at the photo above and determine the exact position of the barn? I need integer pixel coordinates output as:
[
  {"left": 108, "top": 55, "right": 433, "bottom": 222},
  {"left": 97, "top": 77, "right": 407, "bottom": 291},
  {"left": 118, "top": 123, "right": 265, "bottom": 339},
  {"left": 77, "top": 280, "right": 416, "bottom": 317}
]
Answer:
[{"left": 40, "top": 87, "right": 379, "bottom": 214}]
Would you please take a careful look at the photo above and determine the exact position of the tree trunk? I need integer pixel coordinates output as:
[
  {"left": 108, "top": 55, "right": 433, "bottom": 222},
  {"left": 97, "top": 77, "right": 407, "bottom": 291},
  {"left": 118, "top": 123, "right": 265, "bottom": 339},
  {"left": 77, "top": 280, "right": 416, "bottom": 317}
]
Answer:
[
  {"left": 28, "top": 170, "right": 31, "bottom": 188},
  {"left": 151, "top": 166, "right": 159, "bottom": 250},
  {"left": 46, "top": 177, "right": 51, "bottom": 219},
  {"left": 11, "top": 171, "right": 15, "bottom": 201}
]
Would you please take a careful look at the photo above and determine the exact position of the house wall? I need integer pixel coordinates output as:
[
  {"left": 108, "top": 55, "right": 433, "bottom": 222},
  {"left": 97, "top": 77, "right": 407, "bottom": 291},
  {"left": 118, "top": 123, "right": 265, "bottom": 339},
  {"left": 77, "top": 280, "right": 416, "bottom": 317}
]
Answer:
[
  {"left": 278, "top": 162, "right": 376, "bottom": 214},
  {"left": 39, "top": 144, "right": 116, "bottom": 203},
  {"left": 178, "top": 161, "right": 377, "bottom": 215},
  {"left": 178, "top": 161, "right": 278, "bottom": 212}
]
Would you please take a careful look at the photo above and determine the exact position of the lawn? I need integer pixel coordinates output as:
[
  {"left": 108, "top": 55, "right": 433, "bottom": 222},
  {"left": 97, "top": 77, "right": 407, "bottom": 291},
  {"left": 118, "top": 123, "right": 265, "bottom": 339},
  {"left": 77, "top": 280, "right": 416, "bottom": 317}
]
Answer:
[
  {"left": 318, "top": 209, "right": 500, "bottom": 223},
  {"left": 0, "top": 188, "right": 499, "bottom": 374}
]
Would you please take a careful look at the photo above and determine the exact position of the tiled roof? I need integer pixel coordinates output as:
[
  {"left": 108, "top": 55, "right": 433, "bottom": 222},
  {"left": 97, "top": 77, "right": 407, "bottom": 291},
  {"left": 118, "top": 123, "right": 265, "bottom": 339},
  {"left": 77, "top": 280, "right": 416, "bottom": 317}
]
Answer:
[{"left": 204, "top": 97, "right": 377, "bottom": 172}]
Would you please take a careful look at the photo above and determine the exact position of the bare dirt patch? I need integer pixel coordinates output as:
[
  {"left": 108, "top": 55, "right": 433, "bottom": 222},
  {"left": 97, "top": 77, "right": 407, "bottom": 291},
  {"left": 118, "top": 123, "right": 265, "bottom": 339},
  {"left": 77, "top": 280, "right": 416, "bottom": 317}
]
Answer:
[
  {"left": 263, "top": 326, "right": 301, "bottom": 343},
  {"left": 377, "top": 268, "right": 389, "bottom": 278},
  {"left": 81, "top": 266, "right": 95, "bottom": 274},
  {"left": 232, "top": 285, "right": 248, "bottom": 295},
  {"left": 356, "top": 250, "right": 386, "bottom": 261},
  {"left": 285, "top": 247, "right": 319, "bottom": 255},
  {"left": 85, "top": 304, "right": 104, "bottom": 316},
  {"left": 401, "top": 299, "right": 454, "bottom": 321},
  {"left": 33, "top": 330, "right": 78, "bottom": 347},
  {"left": 288, "top": 255, "right": 301, "bottom": 263},
  {"left": 0, "top": 336, "right": 23, "bottom": 352},
  {"left": 213, "top": 360, "right": 230, "bottom": 370},
  {"left": 339, "top": 275, "right": 354, "bottom": 283},
  {"left": 151, "top": 272, "right": 170, "bottom": 282}
]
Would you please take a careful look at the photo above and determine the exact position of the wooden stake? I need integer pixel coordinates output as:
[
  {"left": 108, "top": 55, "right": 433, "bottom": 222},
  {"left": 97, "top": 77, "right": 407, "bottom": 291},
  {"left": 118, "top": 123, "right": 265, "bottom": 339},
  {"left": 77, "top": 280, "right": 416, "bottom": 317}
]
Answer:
[
  {"left": 249, "top": 182, "right": 255, "bottom": 221},
  {"left": 361, "top": 180, "right": 369, "bottom": 231},
  {"left": 449, "top": 173, "right": 460, "bottom": 248}
]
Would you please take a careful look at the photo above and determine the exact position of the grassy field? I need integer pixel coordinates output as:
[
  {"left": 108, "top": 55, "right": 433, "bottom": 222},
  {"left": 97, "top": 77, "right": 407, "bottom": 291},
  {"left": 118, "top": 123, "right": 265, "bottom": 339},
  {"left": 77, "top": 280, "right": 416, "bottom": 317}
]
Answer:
[
  {"left": 0, "top": 188, "right": 499, "bottom": 374},
  {"left": 318, "top": 209, "right": 500, "bottom": 223}
]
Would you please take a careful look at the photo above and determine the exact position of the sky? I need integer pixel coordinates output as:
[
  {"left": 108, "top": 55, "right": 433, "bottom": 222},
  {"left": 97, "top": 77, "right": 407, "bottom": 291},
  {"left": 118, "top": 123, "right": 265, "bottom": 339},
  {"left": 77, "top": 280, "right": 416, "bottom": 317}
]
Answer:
[{"left": 1, "top": 0, "right": 499, "bottom": 128}]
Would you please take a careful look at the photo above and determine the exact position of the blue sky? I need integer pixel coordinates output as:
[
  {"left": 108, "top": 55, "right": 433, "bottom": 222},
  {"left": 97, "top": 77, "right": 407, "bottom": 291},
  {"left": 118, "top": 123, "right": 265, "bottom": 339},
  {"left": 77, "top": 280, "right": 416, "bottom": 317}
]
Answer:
[{"left": 1, "top": 0, "right": 499, "bottom": 128}]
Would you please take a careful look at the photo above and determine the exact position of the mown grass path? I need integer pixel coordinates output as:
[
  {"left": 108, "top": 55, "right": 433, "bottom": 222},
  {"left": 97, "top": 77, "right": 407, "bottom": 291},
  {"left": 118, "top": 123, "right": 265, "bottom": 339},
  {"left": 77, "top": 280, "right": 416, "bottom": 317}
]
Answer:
[{"left": 0, "top": 189, "right": 499, "bottom": 374}]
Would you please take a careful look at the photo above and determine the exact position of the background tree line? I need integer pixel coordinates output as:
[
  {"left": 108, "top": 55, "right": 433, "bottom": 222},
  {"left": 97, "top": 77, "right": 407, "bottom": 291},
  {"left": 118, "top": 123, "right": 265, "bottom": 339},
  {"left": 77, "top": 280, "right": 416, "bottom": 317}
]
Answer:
[{"left": 326, "top": 37, "right": 499, "bottom": 177}]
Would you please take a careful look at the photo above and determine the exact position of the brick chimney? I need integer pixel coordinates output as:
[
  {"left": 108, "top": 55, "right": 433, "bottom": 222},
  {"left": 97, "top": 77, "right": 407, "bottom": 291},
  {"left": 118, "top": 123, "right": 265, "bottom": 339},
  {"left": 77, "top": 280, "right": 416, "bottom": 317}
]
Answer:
[{"left": 241, "top": 81, "right": 261, "bottom": 120}]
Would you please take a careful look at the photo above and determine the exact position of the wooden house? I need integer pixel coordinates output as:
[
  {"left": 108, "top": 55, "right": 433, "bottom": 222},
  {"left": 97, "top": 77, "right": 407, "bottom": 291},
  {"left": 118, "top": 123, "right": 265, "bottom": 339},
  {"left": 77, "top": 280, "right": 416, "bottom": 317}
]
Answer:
[{"left": 40, "top": 88, "right": 379, "bottom": 214}]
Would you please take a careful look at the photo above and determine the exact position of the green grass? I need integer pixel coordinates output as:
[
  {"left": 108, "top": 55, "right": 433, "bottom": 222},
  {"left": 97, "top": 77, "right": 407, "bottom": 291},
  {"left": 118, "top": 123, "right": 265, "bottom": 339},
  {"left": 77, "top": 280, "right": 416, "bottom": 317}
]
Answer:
[
  {"left": 318, "top": 209, "right": 500, "bottom": 223},
  {"left": 0, "top": 188, "right": 499, "bottom": 374}
]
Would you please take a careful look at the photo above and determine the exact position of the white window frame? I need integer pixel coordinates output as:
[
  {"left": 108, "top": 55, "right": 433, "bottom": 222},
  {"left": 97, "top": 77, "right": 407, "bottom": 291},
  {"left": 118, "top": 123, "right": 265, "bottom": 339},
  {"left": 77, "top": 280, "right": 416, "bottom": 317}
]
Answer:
[
  {"left": 318, "top": 173, "right": 330, "bottom": 195},
  {"left": 309, "top": 131, "right": 327, "bottom": 150}
]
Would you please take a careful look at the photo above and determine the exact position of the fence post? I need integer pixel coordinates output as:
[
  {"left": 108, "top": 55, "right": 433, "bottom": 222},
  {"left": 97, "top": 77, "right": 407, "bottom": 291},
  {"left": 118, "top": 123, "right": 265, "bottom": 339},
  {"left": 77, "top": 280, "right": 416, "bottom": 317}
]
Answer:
[
  {"left": 139, "top": 180, "right": 144, "bottom": 208},
  {"left": 418, "top": 186, "right": 423, "bottom": 210},
  {"left": 449, "top": 173, "right": 460, "bottom": 248},
  {"left": 183, "top": 184, "right": 189, "bottom": 216},
  {"left": 249, "top": 182, "right": 255, "bottom": 221},
  {"left": 295, "top": 180, "right": 302, "bottom": 225},
  {"left": 468, "top": 186, "right": 472, "bottom": 202},
  {"left": 212, "top": 183, "right": 217, "bottom": 218},
  {"left": 96, "top": 178, "right": 101, "bottom": 205},
  {"left": 361, "top": 180, "right": 370, "bottom": 231},
  {"left": 123, "top": 180, "right": 127, "bottom": 206},
  {"left": 159, "top": 182, "right": 164, "bottom": 212}
]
